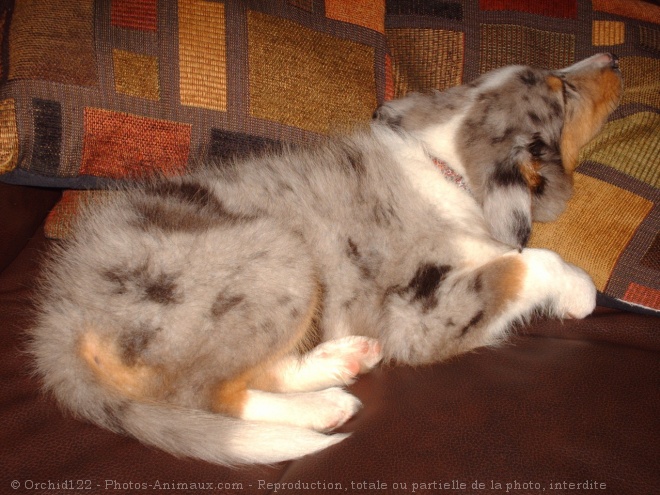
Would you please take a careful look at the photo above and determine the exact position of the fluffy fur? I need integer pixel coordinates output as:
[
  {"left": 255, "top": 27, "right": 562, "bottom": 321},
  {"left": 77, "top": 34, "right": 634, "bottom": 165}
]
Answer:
[{"left": 31, "top": 54, "right": 622, "bottom": 465}]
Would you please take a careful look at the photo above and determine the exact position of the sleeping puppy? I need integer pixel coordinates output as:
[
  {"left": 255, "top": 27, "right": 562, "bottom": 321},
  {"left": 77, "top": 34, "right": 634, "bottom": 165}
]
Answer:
[
  {"left": 375, "top": 52, "right": 622, "bottom": 248},
  {"left": 31, "top": 53, "right": 622, "bottom": 466}
]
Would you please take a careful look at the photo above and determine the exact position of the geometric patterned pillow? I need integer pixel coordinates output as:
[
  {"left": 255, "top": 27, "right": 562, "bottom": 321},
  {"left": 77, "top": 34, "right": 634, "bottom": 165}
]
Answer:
[
  {"left": 1, "top": 0, "right": 386, "bottom": 188},
  {"left": 1, "top": 0, "right": 659, "bottom": 314}
]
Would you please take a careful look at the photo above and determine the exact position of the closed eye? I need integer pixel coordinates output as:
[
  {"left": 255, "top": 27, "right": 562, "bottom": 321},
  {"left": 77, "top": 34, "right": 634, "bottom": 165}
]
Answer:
[{"left": 528, "top": 134, "right": 546, "bottom": 157}]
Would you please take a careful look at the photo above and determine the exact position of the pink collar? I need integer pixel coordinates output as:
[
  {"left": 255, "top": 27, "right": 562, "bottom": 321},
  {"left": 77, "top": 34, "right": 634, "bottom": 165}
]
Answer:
[{"left": 432, "top": 157, "right": 472, "bottom": 195}]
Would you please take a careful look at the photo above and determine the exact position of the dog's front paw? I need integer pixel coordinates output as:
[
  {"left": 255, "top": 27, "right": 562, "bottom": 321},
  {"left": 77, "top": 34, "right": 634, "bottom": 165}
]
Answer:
[
  {"left": 556, "top": 261, "right": 597, "bottom": 319},
  {"left": 521, "top": 249, "right": 596, "bottom": 319}
]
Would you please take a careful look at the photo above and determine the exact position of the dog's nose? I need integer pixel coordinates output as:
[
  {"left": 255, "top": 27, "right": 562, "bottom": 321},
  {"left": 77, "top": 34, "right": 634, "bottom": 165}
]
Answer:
[
  {"left": 594, "top": 52, "right": 619, "bottom": 69},
  {"left": 559, "top": 53, "right": 620, "bottom": 75}
]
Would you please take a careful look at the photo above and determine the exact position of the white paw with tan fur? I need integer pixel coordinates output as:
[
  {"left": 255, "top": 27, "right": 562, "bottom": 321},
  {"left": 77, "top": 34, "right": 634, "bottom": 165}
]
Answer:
[
  {"left": 520, "top": 248, "right": 596, "bottom": 319},
  {"left": 272, "top": 336, "right": 382, "bottom": 393}
]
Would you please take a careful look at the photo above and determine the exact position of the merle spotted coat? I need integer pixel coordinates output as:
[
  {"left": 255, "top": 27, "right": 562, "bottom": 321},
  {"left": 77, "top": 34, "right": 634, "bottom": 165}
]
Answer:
[{"left": 31, "top": 54, "right": 622, "bottom": 465}]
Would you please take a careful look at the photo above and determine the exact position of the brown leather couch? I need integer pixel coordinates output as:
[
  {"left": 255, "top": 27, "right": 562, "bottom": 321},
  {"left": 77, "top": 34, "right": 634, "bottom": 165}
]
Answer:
[{"left": 1, "top": 180, "right": 658, "bottom": 494}]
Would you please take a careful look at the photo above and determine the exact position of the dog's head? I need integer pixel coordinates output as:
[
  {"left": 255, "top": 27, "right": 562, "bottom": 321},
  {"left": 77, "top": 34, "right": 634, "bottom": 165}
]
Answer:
[{"left": 374, "top": 53, "right": 623, "bottom": 249}]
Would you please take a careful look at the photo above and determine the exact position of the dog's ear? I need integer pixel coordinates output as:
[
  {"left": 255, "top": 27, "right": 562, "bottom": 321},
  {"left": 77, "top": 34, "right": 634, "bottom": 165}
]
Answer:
[
  {"left": 372, "top": 93, "right": 424, "bottom": 131},
  {"left": 481, "top": 142, "right": 574, "bottom": 249},
  {"left": 481, "top": 151, "right": 534, "bottom": 250}
]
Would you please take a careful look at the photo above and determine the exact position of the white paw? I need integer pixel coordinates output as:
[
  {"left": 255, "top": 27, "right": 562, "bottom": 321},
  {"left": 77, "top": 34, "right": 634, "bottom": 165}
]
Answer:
[
  {"left": 520, "top": 249, "right": 596, "bottom": 319},
  {"left": 241, "top": 388, "right": 362, "bottom": 432},
  {"left": 293, "top": 336, "right": 382, "bottom": 391},
  {"left": 310, "top": 336, "right": 382, "bottom": 374},
  {"left": 556, "top": 262, "right": 597, "bottom": 319}
]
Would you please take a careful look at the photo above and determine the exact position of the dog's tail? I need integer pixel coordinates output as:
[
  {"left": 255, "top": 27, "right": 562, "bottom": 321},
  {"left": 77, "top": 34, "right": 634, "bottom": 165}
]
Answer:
[
  {"left": 38, "top": 369, "right": 348, "bottom": 466},
  {"left": 110, "top": 400, "right": 349, "bottom": 465},
  {"left": 31, "top": 326, "right": 348, "bottom": 466}
]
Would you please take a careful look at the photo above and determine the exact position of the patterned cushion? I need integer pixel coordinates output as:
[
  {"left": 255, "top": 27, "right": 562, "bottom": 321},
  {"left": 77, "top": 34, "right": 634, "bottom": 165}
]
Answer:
[{"left": 0, "top": 0, "right": 658, "bottom": 314}]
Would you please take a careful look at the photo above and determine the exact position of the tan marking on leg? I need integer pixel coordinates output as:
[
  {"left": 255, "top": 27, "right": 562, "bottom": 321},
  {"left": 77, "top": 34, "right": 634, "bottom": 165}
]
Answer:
[
  {"left": 211, "top": 374, "right": 250, "bottom": 417},
  {"left": 479, "top": 255, "right": 527, "bottom": 314},
  {"left": 79, "top": 331, "right": 154, "bottom": 399},
  {"left": 249, "top": 278, "right": 325, "bottom": 392},
  {"left": 211, "top": 277, "right": 324, "bottom": 413}
]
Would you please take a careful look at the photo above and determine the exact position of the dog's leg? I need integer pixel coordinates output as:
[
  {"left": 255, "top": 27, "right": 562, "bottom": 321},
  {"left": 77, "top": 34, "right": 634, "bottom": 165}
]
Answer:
[
  {"left": 250, "top": 336, "right": 382, "bottom": 393},
  {"left": 212, "top": 376, "right": 362, "bottom": 431},
  {"left": 499, "top": 248, "right": 596, "bottom": 321},
  {"left": 380, "top": 248, "right": 596, "bottom": 365},
  {"left": 240, "top": 388, "right": 362, "bottom": 431},
  {"left": 208, "top": 336, "right": 381, "bottom": 431}
]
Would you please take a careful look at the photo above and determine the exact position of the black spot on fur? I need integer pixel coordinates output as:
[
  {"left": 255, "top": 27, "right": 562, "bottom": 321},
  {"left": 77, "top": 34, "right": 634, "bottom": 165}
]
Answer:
[
  {"left": 347, "top": 238, "right": 360, "bottom": 259},
  {"left": 211, "top": 293, "right": 245, "bottom": 319},
  {"left": 519, "top": 70, "right": 538, "bottom": 86},
  {"left": 103, "top": 264, "right": 181, "bottom": 305},
  {"left": 135, "top": 180, "right": 259, "bottom": 233},
  {"left": 144, "top": 272, "right": 181, "bottom": 305},
  {"left": 346, "top": 238, "right": 374, "bottom": 279},
  {"left": 512, "top": 209, "right": 531, "bottom": 248},
  {"left": 528, "top": 111, "right": 543, "bottom": 125},
  {"left": 119, "top": 325, "right": 161, "bottom": 365},
  {"left": 133, "top": 201, "right": 211, "bottom": 233},
  {"left": 470, "top": 274, "right": 483, "bottom": 294},
  {"left": 491, "top": 163, "right": 526, "bottom": 189},
  {"left": 460, "top": 310, "right": 484, "bottom": 337},
  {"left": 135, "top": 199, "right": 258, "bottom": 233},
  {"left": 405, "top": 264, "right": 452, "bottom": 312}
]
